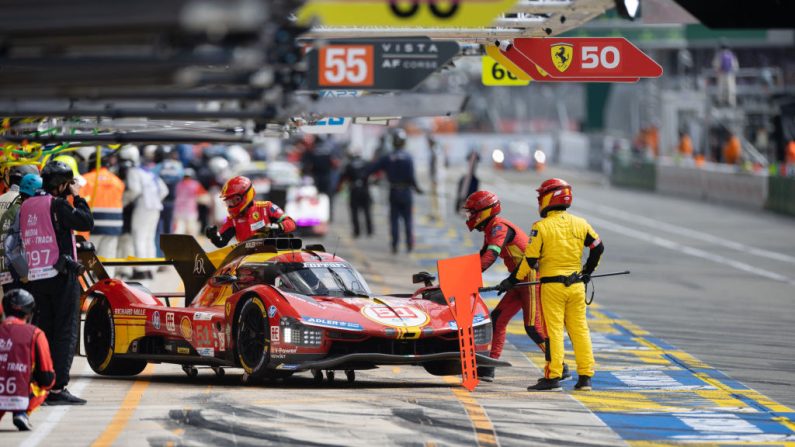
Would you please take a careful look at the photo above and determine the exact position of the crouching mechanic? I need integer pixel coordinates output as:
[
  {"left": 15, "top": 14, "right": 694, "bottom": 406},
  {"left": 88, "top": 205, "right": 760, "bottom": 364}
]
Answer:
[
  {"left": 205, "top": 176, "right": 296, "bottom": 247},
  {"left": 498, "top": 179, "right": 603, "bottom": 392},
  {"left": 0, "top": 289, "right": 56, "bottom": 431},
  {"left": 463, "top": 191, "right": 569, "bottom": 382}
]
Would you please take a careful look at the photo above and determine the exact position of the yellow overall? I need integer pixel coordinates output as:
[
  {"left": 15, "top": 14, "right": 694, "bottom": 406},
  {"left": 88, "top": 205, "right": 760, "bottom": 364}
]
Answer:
[{"left": 515, "top": 210, "right": 600, "bottom": 379}]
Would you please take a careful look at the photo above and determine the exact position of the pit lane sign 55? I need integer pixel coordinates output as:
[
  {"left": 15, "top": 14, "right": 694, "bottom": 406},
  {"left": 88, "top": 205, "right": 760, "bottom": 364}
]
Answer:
[
  {"left": 298, "top": 0, "right": 519, "bottom": 27},
  {"left": 307, "top": 40, "right": 460, "bottom": 91}
]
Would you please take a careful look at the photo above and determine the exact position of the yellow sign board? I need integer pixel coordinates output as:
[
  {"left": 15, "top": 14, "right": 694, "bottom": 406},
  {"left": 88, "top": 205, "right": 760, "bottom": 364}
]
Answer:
[
  {"left": 482, "top": 55, "right": 530, "bottom": 86},
  {"left": 298, "top": 0, "right": 519, "bottom": 28},
  {"left": 484, "top": 45, "right": 531, "bottom": 81}
]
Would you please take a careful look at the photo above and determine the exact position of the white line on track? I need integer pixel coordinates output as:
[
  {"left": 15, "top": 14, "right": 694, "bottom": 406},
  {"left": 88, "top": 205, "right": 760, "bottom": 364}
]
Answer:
[
  {"left": 575, "top": 200, "right": 795, "bottom": 265},
  {"left": 494, "top": 186, "right": 795, "bottom": 286},
  {"left": 19, "top": 375, "right": 90, "bottom": 447}
]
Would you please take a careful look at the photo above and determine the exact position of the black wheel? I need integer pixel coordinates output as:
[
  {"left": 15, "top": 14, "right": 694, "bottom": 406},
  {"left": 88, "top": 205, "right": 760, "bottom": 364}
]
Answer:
[
  {"left": 345, "top": 370, "right": 355, "bottom": 383},
  {"left": 312, "top": 368, "right": 323, "bottom": 384},
  {"left": 84, "top": 295, "right": 147, "bottom": 376},
  {"left": 326, "top": 370, "right": 335, "bottom": 383},
  {"left": 182, "top": 365, "right": 199, "bottom": 378},
  {"left": 422, "top": 361, "right": 461, "bottom": 376},
  {"left": 235, "top": 296, "right": 270, "bottom": 379},
  {"left": 213, "top": 367, "right": 225, "bottom": 378}
]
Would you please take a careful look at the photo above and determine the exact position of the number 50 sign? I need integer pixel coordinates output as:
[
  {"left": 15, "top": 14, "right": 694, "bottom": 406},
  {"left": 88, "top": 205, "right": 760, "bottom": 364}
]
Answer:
[{"left": 319, "top": 45, "right": 374, "bottom": 87}]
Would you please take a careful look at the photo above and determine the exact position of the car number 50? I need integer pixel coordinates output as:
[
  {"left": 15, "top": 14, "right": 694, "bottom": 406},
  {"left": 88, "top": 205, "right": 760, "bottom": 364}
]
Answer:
[
  {"left": 320, "top": 46, "right": 374, "bottom": 87},
  {"left": 581, "top": 46, "right": 620, "bottom": 69}
]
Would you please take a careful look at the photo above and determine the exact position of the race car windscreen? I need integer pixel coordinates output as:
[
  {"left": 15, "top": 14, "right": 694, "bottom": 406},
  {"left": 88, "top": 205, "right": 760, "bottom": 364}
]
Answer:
[{"left": 276, "top": 262, "right": 371, "bottom": 297}]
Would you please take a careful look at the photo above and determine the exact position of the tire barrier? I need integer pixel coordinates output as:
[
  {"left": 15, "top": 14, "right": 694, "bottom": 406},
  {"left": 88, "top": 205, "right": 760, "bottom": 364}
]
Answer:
[
  {"left": 610, "top": 156, "right": 656, "bottom": 191},
  {"left": 766, "top": 176, "right": 795, "bottom": 216}
]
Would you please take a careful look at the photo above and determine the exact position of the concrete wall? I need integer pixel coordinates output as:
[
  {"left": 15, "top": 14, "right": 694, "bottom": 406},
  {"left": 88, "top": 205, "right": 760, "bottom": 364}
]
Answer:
[{"left": 656, "top": 161, "right": 768, "bottom": 209}]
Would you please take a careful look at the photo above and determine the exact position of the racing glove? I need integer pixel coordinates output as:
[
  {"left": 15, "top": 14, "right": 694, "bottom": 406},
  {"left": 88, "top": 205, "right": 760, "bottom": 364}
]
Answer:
[
  {"left": 579, "top": 272, "right": 591, "bottom": 284},
  {"left": 204, "top": 225, "right": 223, "bottom": 245},
  {"left": 496, "top": 275, "right": 518, "bottom": 295}
]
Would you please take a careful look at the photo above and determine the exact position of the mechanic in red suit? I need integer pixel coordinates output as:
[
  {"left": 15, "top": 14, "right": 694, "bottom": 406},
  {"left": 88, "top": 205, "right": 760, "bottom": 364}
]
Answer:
[
  {"left": 205, "top": 176, "right": 296, "bottom": 247},
  {"left": 0, "top": 289, "right": 56, "bottom": 431},
  {"left": 463, "top": 191, "right": 569, "bottom": 382}
]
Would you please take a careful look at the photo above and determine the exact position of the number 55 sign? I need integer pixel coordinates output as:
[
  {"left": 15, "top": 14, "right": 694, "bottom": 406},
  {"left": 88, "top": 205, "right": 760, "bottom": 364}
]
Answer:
[
  {"left": 319, "top": 46, "right": 374, "bottom": 87},
  {"left": 513, "top": 37, "right": 662, "bottom": 79}
]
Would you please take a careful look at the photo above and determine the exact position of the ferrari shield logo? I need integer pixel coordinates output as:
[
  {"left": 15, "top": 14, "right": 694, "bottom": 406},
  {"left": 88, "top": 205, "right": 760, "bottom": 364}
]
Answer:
[{"left": 551, "top": 43, "right": 573, "bottom": 73}]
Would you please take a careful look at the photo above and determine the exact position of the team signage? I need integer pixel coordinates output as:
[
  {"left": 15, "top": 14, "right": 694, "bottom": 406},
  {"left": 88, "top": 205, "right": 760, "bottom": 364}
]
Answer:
[
  {"left": 511, "top": 37, "right": 662, "bottom": 79},
  {"left": 306, "top": 39, "right": 460, "bottom": 91},
  {"left": 481, "top": 54, "right": 530, "bottom": 86},
  {"left": 298, "top": 0, "right": 519, "bottom": 28},
  {"left": 499, "top": 44, "right": 641, "bottom": 83}
]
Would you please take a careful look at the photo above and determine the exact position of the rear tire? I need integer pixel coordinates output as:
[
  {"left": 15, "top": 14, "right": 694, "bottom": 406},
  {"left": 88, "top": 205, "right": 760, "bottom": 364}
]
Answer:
[
  {"left": 84, "top": 295, "right": 147, "bottom": 376},
  {"left": 235, "top": 296, "right": 271, "bottom": 379}
]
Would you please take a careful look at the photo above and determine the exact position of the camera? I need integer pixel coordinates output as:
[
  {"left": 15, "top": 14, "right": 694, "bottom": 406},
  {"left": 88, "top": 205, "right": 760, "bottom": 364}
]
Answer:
[{"left": 54, "top": 255, "right": 86, "bottom": 276}]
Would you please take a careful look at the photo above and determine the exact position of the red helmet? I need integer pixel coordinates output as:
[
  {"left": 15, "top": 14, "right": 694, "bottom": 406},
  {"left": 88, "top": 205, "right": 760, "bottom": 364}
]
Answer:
[
  {"left": 537, "top": 178, "right": 572, "bottom": 217},
  {"left": 220, "top": 176, "right": 255, "bottom": 217},
  {"left": 463, "top": 190, "right": 501, "bottom": 231}
]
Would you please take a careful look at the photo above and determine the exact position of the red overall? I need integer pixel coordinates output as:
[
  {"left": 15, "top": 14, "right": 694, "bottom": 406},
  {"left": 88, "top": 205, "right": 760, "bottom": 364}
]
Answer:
[
  {"left": 0, "top": 317, "right": 54, "bottom": 418},
  {"left": 219, "top": 200, "right": 296, "bottom": 242},
  {"left": 480, "top": 216, "right": 547, "bottom": 359}
]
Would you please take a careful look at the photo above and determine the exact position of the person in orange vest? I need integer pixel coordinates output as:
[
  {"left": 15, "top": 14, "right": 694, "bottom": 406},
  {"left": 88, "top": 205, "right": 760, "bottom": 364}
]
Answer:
[
  {"left": 677, "top": 131, "right": 693, "bottom": 158},
  {"left": 785, "top": 141, "right": 795, "bottom": 175},
  {"left": 80, "top": 150, "right": 125, "bottom": 276},
  {"left": 0, "top": 289, "right": 56, "bottom": 430},
  {"left": 722, "top": 135, "right": 742, "bottom": 165}
]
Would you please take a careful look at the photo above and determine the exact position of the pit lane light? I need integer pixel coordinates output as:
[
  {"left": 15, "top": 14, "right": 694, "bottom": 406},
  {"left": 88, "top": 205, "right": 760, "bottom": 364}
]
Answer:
[{"left": 616, "top": 0, "right": 640, "bottom": 20}]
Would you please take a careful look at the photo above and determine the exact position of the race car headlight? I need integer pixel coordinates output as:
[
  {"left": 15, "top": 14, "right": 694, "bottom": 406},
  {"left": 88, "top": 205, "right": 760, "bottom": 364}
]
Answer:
[
  {"left": 474, "top": 323, "right": 492, "bottom": 345},
  {"left": 281, "top": 318, "right": 323, "bottom": 346}
]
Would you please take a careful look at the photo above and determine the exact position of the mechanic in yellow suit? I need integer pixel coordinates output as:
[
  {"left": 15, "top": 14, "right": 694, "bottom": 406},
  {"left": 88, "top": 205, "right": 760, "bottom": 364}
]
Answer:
[{"left": 498, "top": 178, "right": 604, "bottom": 392}]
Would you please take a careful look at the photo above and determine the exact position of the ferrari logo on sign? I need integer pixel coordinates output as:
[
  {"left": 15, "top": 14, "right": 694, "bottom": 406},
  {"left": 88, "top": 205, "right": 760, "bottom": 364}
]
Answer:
[{"left": 551, "top": 43, "right": 573, "bottom": 73}]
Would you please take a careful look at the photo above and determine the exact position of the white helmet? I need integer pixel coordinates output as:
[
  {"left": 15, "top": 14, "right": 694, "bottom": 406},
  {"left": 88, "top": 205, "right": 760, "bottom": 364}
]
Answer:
[
  {"left": 226, "top": 145, "right": 251, "bottom": 168},
  {"left": 119, "top": 145, "right": 141, "bottom": 166},
  {"left": 208, "top": 156, "right": 230, "bottom": 178}
]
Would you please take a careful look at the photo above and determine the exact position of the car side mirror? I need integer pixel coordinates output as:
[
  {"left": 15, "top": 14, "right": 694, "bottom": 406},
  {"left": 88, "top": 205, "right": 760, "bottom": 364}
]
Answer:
[
  {"left": 412, "top": 271, "right": 436, "bottom": 287},
  {"left": 211, "top": 274, "right": 238, "bottom": 286}
]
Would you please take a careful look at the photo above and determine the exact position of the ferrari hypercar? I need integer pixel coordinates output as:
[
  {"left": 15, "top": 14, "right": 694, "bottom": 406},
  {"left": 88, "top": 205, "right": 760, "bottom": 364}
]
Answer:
[{"left": 77, "top": 236, "right": 508, "bottom": 382}]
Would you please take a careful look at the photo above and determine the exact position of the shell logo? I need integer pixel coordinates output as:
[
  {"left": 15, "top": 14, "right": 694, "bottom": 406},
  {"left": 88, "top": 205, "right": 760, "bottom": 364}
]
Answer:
[{"left": 180, "top": 316, "right": 193, "bottom": 341}]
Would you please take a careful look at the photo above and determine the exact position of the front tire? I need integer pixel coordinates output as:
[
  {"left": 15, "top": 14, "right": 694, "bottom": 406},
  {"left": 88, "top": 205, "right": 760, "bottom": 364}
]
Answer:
[
  {"left": 235, "top": 296, "right": 271, "bottom": 379},
  {"left": 84, "top": 295, "right": 147, "bottom": 376}
]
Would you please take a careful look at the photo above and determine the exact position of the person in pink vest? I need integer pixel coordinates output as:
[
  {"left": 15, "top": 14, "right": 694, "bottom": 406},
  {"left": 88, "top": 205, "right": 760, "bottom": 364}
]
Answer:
[
  {"left": 0, "top": 289, "right": 55, "bottom": 431},
  {"left": 173, "top": 168, "right": 208, "bottom": 237},
  {"left": 16, "top": 161, "right": 92, "bottom": 405}
]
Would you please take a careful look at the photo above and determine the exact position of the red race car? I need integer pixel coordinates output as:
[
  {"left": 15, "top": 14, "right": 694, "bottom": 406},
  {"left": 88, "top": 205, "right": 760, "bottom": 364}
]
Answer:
[{"left": 77, "top": 236, "right": 509, "bottom": 383}]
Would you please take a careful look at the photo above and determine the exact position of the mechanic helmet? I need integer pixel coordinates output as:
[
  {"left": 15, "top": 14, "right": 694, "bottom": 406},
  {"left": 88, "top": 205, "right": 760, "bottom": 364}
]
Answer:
[
  {"left": 208, "top": 156, "right": 230, "bottom": 178},
  {"left": 41, "top": 160, "right": 75, "bottom": 192},
  {"left": 4, "top": 164, "right": 39, "bottom": 187},
  {"left": 391, "top": 128, "right": 407, "bottom": 150},
  {"left": 19, "top": 173, "right": 43, "bottom": 197},
  {"left": 537, "top": 178, "right": 572, "bottom": 217},
  {"left": 463, "top": 190, "right": 501, "bottom": 231},
  {"left": 220, "top": 176, "right": 254, "bottom": 217},
  {"left": 87, "top": 148, "right": 114, "bottom": 171},
  {"left": 183, "top": 167, "right": 196, "bottom": 178},
  {"left": 2, "top": 289, "right": 35, "bottom": 319},
  {"left": 53, "top": 154, "right": 87, "bottom": 188},
  {"left": 118, "top": 145, "right": 141, "bottom": 167}
]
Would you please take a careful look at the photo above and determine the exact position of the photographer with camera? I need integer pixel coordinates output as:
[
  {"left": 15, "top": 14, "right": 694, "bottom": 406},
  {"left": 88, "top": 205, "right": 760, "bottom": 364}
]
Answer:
[{"left": 18, "top": 161, "right": 93, "bottom": 405}]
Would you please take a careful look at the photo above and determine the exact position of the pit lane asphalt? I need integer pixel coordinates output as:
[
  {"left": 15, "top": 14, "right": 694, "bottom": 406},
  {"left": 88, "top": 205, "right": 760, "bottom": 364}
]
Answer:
[{"left": 5, "top": 164, "right": 794, "bottom": 446}]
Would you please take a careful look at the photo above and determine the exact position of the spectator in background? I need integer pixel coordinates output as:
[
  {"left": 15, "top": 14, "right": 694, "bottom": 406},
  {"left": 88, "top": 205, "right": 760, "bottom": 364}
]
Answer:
[
  {"left": 427, "top": 134, "right": 446, "bottom": 222},
  {"left": 173, "top": 168, "right": 209, "bottom": 237},
  {"left": 677, "top": 130, "right": 694, "bottom": 158},
  {"left": 80, "top": 149, "right": 125, "bottom": 277},
  {"left": 712, "top": 43, "right": 739, "bottom": 107},
  {"left": 723, "top": 134, "right": 742, "bottom": 165},
  {"left": 455, "top": 151, "right": 480, "bottom": 214},
  {"left": 301, "top": 137, "right": 341, "bottom": 222},
  {"left": 119, "top": 146, "right": 168, "bottom": 279},
  {"left": 152, "top": 147, "right": 184, "bottom": 254},
  {"left": 338, "top": 149, "right": 373, "bottom": 238},
  {"left": 785, "top": 140, "right": 795, "bottom": 176},
  {"left": 367, "top": 129, "right": 422, "bottom": 254}
]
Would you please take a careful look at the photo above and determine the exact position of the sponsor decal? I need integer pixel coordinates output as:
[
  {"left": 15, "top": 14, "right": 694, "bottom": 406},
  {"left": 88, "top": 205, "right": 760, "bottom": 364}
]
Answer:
[
  {"left": 197, "top": 347, "right": 215, "bottom": 357},
  {"left": 268, "top": 305, "right": 278, "bottom": 318},
  {"left": 530, "top": 229, "right": 538, "bottom": 237},
  {"left": 193, "top": 253, "right": 206, "bottom": 275},
  {"left": 131, "top": 340, "right": 139, "bottom": 352},
  {"left": 271, "top": 326, "right": 280, "bottom": 343},
  {"left": 177, "top": 346, "right": 190, "bottom": 354},
  {"left": 193, "top": 312, "right": 213, "bottom": 321},
  {"left": 276, "top": 363, "right": 300, "bottom": 370},
  {"left": 225, "top": 301, "right": 232, "bottom": 316},
  {"left": 303, "top": 317, "right": 363, "bottom": 331},
  {"left": 272, "top": 347, "right": 298, "bottom": 355},
  {"left": 152, "top": 311, "right": 161, "bottom": 330},
  {"left": 303, "top": 262, "right": 347, "bottom": 268},
  {"left": 362, "top": 304, "right": 429, "bottom": 328},
  {"left": 166, "top": 312, "right": 176, "bottom": 332},
  {"left": 449, "top": 313, "right": 488, "bottom": 330},
  {"left": 217, "top": 330, "right": 226, "bottom": 351},
  {"left": 250, "top": 220, "right": 266, "bottom": 231},
  {"left": 180, "top": 316, "right": 193, "bottom": 341},
  {"left": 551, "top": 43, "right": 573, "bottom": 72},
  {"left": 114, "top": 308, "right": 146, "bottom": 316},
  {"left": 252, "top": 211, "right": 261, "bottom": 221}
]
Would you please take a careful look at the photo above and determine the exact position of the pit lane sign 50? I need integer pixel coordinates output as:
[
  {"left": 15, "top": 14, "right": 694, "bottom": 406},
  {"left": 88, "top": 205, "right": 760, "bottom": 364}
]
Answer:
[
  {"left": 307, "top": 40, "right": 460, "bottom": 91},
  {"left": 511, "top": 37, "right": 662, "bottom": 79},
  {"left": 298, "top": 0, "right": 519, "bottom": 27}
]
